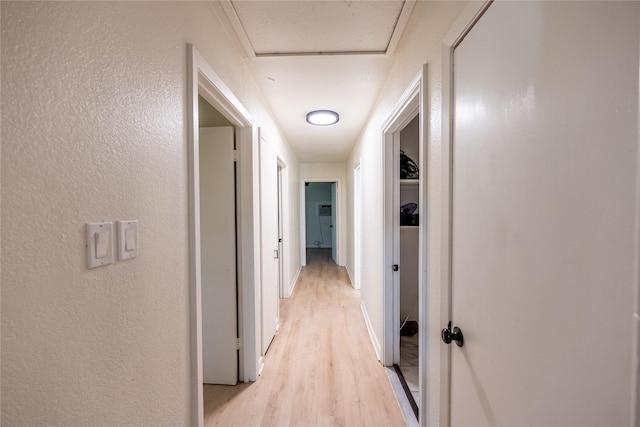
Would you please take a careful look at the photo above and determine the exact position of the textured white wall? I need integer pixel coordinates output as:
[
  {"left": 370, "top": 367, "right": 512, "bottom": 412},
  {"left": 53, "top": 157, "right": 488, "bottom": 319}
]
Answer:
[
  {"left": 346, "top": 2, "right": 467, "bottom": 425},
  {"left": 1, "top": 2, "right": 297, "bottom": 425}
]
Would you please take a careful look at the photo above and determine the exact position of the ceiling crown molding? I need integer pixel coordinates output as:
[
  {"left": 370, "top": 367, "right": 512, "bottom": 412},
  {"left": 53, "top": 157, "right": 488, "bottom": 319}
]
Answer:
[{"left": 215, "top": 0, "right": 416, "bottom": 59}]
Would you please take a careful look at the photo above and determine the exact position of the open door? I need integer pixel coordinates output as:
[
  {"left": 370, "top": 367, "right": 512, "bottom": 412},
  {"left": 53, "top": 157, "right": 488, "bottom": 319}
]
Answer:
[
  {"left": 199, "top": 126, "right": 237, "bottom": 385},
  {"left": 446, "top": 2, "right": 639, "bottom": 425},
  {"left": 277, "top": 165, "right": 284, "bottom": 297}
]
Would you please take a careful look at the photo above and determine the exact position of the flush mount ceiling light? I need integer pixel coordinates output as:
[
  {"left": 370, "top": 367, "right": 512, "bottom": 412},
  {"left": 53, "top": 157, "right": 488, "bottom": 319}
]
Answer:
[{"left": 306, "top": 110, "right": 339, "bottom": 126}]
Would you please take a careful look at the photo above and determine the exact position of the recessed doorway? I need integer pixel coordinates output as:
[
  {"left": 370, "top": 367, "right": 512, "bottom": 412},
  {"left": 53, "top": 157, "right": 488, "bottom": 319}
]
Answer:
[
  {"left": 187, "top": 44, "right": 259, "bottom": 426},
  {"left": 382, "top": 67, "right": 427, "bottom": 424},
  {"left": 300, "top": 179, "right": 341, "bottom": 267}
]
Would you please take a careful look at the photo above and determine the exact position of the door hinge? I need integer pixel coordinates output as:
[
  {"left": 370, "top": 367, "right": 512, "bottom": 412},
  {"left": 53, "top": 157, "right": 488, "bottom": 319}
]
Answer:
[
  {"left": 233, "top": 150, "right": 239, "bottom": 162},
  {"left": 236, "top": 338, "right": 241, "bottom": 350}
]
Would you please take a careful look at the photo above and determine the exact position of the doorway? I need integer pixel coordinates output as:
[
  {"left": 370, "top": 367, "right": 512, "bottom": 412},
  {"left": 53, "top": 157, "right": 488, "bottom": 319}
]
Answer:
[
  {"left": 382, "top": 68, "right": 427, "bottom": 423},
  {"left": 187, "top": 44, "right": 259, "bottom": 427},
  {"left": 198, "top": 98, "right": 238, "bottom": 386},
  {"left": 396, "top": 114, "right": 420, "bottom": 418},
  {"left": 199, "top": 122, "right": 237, "bottom": 386},
  {"left": 301, "top": 180, "right": 340, "bottom": 266}
]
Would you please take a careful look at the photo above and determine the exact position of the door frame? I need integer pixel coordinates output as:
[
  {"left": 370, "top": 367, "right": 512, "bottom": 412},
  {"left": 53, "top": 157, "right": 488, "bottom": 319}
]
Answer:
[
  {"left": 187, "top": 44, "right": 260, "bottom": 427},
  {"left": 634, "top": 6, "right": 640, "bottom": 420},
  {"left": 300, "top": 178, "right": 342, "bottom": 266},
  {"left": 633, "top": 10, "right": 640, "bottom": 425},
  {"left": 381, "top": 66, "right": 428, "bottom": 421}
]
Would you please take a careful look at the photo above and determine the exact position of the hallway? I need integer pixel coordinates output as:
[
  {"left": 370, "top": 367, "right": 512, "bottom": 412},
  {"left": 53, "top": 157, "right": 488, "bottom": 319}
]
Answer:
[{"left": 203, "top": 249, "right": 405, "bottom": 426}]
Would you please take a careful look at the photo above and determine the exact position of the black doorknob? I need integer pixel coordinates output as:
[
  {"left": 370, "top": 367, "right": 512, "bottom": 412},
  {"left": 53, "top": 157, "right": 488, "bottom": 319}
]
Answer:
[{"left": 441, "top": 321, "right": 464, "bottom": 347}]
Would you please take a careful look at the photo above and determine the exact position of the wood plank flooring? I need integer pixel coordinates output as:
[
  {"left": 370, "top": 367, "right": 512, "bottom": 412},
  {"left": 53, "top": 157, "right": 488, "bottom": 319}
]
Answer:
[{"left": 203, "top": 249, "right": 406, "bottom": 427}]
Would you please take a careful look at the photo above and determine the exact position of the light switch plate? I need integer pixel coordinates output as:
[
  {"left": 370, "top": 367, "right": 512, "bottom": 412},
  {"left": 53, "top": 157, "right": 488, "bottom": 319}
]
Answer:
[
  {"left": 86, "top": 222, "right": 113, "bottom": 269},
  {"left": 118, "top": 220, "right": 138, "bottom": 260}
]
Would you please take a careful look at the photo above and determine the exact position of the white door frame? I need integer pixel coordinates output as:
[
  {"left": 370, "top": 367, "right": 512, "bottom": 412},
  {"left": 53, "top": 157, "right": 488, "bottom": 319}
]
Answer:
[
  {"left": 187, "top": 44, "right": 260, "bottom": 427},
  {"left": 634, "top": 29, "right": 640, "bottom": 425},
  {"left": 381, "top": 66, "right": 427, "bottom": 421},
  {"left": 300, "top": 178, "right": 342, "bottom": 266}
]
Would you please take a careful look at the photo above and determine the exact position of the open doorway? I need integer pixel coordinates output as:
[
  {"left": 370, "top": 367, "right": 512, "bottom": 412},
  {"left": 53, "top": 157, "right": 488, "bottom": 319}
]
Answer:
[
  {"left": 198, "top": 99, "right": 238, "bottom": 387},
  {"left": 300, "top": 178, "right": 344, "bottom": 267},
  {"left": 187, "top": 45, "right": 259, "bottom": 426},
  {"left": 382, "top": 67, "right": 427, "bottom": 424},
  {"left": 396, "top": 114, "right": 420, "bottom": 416},
  {"left": 304, "top": 182, "right": 336, "bottom": 264}
]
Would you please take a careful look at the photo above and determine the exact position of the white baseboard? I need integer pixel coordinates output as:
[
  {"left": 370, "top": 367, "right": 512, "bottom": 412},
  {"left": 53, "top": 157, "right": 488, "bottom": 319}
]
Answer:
[
  {"left": 257, "top": 356, "right": 265, "bottom": 376},
  {"left": 346, "top": 265, "right": 355, "bottom": 288},
  {"left": 288, "top": 266, "right": 301, "bottom": 297},
  {"left": 360, "top": 301, "right": 381, "bottom": 361}
]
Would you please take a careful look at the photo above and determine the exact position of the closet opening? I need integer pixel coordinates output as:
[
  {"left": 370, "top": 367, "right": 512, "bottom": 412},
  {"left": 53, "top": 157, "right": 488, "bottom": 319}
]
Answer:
[
  {"left": 396, "top": 114, "right": 420, "bottom": 418},
  {"left": 381, "top": 68, "right": 426, "bottom": 425}
]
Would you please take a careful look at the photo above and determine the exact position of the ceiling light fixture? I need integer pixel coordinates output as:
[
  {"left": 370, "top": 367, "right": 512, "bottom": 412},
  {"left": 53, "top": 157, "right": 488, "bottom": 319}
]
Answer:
[{"left": 306, "top": 110, "right": 339, "bottom": 126}]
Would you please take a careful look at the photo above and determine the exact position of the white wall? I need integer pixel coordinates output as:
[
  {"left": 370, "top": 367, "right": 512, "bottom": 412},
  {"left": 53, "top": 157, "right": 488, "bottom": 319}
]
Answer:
[
  {"left": 299, "top": 163, "right": 347, "bottom": 266},
  {"left": 1, "top": 2, "right": 298, "bottom": 425},
  {"left": 345, "top": 2, "right": 467, "bottom": 425}
]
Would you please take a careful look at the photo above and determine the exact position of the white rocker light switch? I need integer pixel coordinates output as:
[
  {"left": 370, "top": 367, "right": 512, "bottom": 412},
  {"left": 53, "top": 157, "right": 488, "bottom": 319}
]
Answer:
[{"left": 86, "top": 222, "right": 113, "bottom": 269}]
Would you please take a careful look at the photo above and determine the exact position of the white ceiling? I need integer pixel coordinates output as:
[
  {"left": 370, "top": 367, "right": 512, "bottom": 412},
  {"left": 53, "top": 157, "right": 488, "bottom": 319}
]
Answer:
[{"left": 214, "top": 0, "right": 416, "bottom": 163}]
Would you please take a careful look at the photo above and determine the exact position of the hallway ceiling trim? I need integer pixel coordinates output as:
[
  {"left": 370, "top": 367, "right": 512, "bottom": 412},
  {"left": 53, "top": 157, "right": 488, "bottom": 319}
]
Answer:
[
  {"left": 222, "top": 0, "right": 415, "bottom": 58},
  {"left": 211, "top": 0, "right": 418, "bottom": 163}
]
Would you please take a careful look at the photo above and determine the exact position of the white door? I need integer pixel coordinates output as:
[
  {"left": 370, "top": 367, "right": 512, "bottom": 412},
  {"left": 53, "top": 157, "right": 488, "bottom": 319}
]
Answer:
[
  {"left": 199, "top": 127, "right": 237, "bottom": 385},
  {"left": 260, "top": 136, "right": 279, "bottom": 355},
  {"left": 277, "top": 165, "right": 284, "bottom": 297},
  {"left": 449, "top": 2, "right": 638, "bottom": 426},
  {"left": 330, "top": 182, "right": 337, "bottom": 264}
]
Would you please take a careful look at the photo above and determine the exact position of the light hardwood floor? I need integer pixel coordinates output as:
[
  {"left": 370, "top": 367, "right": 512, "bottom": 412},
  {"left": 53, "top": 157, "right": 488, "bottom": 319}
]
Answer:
[{"left": 203, "top": 249, "right": 406, "bottom": 427}]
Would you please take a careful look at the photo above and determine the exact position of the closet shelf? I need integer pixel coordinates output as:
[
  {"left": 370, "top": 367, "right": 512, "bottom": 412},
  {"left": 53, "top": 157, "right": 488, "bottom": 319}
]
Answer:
[{"left": 400, "top": 179, "right": 419, "bottom": 186}]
